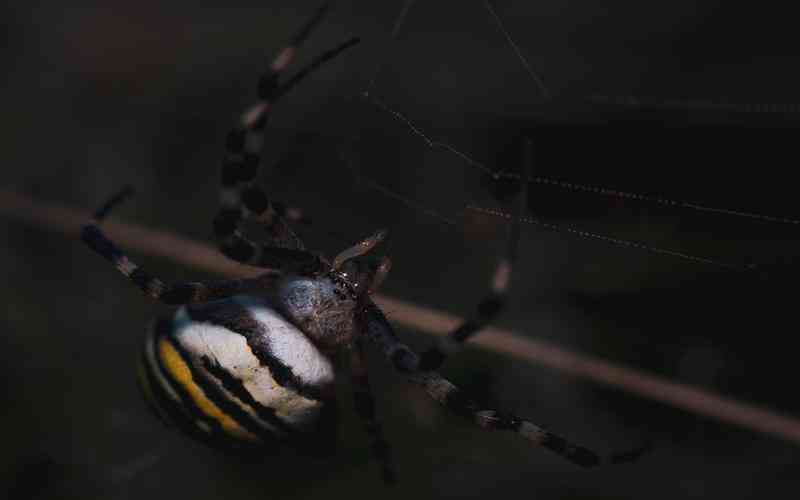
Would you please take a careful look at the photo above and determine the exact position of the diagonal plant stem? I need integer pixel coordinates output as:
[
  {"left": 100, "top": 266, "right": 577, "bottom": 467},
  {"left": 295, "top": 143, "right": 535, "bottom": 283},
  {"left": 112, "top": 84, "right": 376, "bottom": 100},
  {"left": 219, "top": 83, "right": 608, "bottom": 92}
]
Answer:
[{"left": 3, "top": 188, "right": 800, "bottom": 445}]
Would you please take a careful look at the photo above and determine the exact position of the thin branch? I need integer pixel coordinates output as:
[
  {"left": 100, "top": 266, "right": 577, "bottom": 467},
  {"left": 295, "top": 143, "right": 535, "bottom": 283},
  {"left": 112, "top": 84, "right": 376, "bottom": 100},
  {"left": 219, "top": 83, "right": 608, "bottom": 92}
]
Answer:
[{"left": 3, "top": 188, "right": 800, "bottom": 445}]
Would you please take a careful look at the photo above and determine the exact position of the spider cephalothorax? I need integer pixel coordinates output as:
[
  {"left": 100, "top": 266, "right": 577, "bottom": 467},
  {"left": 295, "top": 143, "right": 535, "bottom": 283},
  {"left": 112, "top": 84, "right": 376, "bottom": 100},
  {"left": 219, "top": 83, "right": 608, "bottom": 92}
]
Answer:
[
  {"left": 275, "top": 231, "right": 390, "bottom": 349},
  {"left": 81, "top": 2, "right": 633, "bottom": 485}
]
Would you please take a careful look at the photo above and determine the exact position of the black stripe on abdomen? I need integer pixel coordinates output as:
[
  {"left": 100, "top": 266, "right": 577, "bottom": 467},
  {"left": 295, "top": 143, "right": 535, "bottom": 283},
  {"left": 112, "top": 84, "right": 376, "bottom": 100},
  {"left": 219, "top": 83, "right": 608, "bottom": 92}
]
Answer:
[
  {"left": 185, "top": 301, "right": 326, "bottom": 403},
  {"left": 140, "top": 328, "right": 209, "bottom": 439},
  {"left": 146, "top": 318, "right": 262, "bottom": 452},
  {"left": 200, "top": 355, "right": 298, "bottom": 437},
  {"left": 164, "top": 334, "right": 282, "bottom": 444}
]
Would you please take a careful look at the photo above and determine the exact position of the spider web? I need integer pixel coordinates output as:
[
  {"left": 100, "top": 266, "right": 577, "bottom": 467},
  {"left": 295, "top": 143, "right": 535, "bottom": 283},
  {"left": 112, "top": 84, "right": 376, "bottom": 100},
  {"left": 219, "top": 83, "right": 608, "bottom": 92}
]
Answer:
[
  {"left": 347, "top": 0, "right": 800, "bottom": 273},
  {"left": 339, "top": 6, "right": 800, "bottom": 485}
]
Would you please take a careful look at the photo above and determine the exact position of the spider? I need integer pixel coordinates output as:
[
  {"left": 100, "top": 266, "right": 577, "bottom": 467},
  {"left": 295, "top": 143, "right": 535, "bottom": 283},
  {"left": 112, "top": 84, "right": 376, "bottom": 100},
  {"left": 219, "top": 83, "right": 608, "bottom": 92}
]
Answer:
[{"left": 81, "top": 3, "right": 609, "bottom": 484}]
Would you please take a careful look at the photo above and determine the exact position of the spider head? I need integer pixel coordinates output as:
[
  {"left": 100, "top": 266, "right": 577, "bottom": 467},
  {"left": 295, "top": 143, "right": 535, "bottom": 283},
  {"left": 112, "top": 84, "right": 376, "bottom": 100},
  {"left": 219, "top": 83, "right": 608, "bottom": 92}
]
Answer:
[
  {"left": 331, "top": 229, "right": 391, "bottom": 298},
  {"left": 277, "top": 230, "right": 391, "bottom": 348},
  {"left": 335, "top": 255, "right": 392, "bottom": 297}
]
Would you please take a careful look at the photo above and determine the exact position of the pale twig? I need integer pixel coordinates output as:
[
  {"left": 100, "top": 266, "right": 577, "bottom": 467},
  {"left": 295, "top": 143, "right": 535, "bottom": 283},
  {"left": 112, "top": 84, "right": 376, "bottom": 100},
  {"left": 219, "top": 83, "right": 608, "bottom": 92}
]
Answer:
[{"left": 3, "top": 188, "right": 800, "bottom": 445}]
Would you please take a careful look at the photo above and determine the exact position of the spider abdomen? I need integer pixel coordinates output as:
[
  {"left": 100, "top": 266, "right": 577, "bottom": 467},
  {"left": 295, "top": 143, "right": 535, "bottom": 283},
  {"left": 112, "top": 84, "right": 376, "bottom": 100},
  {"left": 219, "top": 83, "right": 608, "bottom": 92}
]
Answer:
[{"left": 138, "top": 296, "right": 337, "bottom": 454}]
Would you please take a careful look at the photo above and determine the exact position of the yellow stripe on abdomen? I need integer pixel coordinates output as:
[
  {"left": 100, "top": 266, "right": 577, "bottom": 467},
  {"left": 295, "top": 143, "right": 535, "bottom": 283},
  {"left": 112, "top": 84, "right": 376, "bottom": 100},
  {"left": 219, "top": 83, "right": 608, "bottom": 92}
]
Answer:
[{"left": 158, "top": 338, "right": 258, "bottom": 442}]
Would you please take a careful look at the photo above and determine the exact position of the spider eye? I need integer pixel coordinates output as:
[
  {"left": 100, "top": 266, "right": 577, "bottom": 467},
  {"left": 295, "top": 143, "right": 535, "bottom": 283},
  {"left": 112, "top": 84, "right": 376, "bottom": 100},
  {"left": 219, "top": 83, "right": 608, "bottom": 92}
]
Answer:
[{"left": 340, "top": 261, "right": 359, "bottom": 282}]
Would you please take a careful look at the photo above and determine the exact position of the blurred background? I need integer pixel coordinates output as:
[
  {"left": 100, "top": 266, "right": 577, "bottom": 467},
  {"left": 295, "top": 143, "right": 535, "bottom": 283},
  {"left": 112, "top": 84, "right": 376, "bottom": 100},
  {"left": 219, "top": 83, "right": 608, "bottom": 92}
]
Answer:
[{"left": 2, "top": 1, "right": 800, "bottom": 498}]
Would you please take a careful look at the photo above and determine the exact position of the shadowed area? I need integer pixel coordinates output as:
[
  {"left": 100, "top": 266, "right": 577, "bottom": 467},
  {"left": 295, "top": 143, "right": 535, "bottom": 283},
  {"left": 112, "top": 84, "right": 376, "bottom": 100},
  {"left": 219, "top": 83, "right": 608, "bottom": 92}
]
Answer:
[{"left": 2, "top": 1, "right": 800, "bottom": 499}]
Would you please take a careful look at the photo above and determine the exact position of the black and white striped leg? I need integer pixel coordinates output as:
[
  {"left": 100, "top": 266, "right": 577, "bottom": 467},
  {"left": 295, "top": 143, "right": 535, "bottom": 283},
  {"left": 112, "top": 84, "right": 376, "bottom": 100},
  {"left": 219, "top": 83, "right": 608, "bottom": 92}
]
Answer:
[
  {"left": 411, "top": 370, "right": 599, "bottom": 467},
  {"left": 350, "top": 339, "right": 396, "bottom": 484},
  {"left": 360, "top": 301, "right": 600, "bottom": 468},
  {"left": 82, "top": 188, "right": 280, "bottom": 305},
  {"left": 417, "top": 257, "right": 513, "bottom": 371},
  {"left": 212, "top": 228, "right": 325, "bottom": 275},
  {"left": 214, "top": 2, "right": 359, "bottom": 266},
  {"left": 419, "top": 140, "right": 529, "bottom": 371}
]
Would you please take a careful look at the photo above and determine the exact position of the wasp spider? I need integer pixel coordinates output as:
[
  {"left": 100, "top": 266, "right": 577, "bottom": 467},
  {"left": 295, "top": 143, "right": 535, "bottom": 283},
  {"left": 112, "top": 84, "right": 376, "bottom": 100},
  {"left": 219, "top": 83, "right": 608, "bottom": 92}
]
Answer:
[{"left": 81, "top": 3, "right": 607, "bottom": 484}]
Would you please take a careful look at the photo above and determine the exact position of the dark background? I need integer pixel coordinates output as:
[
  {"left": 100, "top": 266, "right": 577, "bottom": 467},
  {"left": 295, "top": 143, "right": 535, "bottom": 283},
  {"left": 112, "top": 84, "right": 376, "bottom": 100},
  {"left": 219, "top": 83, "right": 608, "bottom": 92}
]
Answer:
[{"left": 2, "top": 1, "right": 800, "bottom": 498}]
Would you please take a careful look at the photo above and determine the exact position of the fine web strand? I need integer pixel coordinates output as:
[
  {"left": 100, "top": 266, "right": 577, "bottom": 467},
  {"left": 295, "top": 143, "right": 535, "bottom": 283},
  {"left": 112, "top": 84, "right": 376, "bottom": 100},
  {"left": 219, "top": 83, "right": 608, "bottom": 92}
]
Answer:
[
  {"left": 365, "top": 0, "right": 418, "bottom": 96},
  {"left": 358, "top": 175, "right": 460, "bottom": 228},
  {"left": 355, "top": 1, "right": 800, "bottom": 269},
  {"left": 363, "top": 94, "right": 496, "bottom": 177},
  {"left": 366, "top": 92, "right": 800, "bottom": 226},
  {"left": 351, "top": 0, "right": 464, "bottom": 231},
  {"left": 468, "top": 205, "right": 753, "bottom": 271},
  {"left": 483, "top": 0, "right": 551, "bottom": 100},
  {"left": 588, "top": 95, "right": 800, "bottom": 114},
  {"left": 495, "top": 173, "right": 800, "bottom": 227}
]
